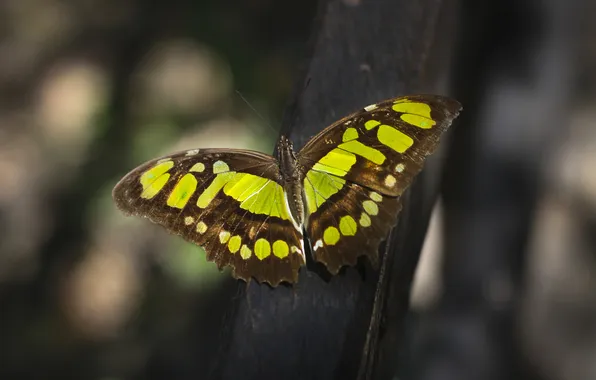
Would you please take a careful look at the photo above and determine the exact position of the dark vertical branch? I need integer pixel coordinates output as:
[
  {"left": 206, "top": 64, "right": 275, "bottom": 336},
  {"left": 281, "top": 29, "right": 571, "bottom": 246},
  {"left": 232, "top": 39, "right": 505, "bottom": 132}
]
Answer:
[
  {"left": 412, "top": 0, "right": 576, "bottom": 379},
  {"left": 212, "top": 0, "right": 460, "bottom": 379},
  {"left": 373, "top": 1, "right": 461, "bottom": 378}
]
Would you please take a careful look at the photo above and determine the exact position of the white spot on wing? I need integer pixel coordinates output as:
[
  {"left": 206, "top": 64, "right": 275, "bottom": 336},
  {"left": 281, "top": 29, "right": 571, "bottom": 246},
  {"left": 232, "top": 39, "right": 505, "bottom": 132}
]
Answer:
[
  {"left": 384, "top": 174, "right": 396, "bottom": 187},
  {"left": 186, "top": 149, "right": 200, "bottom": 156},
  {"left": 364, "top": 104, "right": 378, "bottom": 112},
  {"left": 219, "top": 230, "right": 231, "bottom": 243},
  {"left": 213, "top": 160, "right": 230, "bottom": 174},
  {"left": 313, "top": 239, "right": 324, "bottom": 251},
  {"left": 184, "top": 216, "right": 195, "bottom": 225}
]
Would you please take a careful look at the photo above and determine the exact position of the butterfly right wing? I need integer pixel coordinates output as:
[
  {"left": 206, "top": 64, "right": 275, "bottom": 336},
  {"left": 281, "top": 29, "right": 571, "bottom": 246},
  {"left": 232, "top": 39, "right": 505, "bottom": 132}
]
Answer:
[
  {"left": 297, "top": 95, "right": 461, "bottom": 273},
  {"left": 113, "top": 148, "right": 305, "bottom": 286}
]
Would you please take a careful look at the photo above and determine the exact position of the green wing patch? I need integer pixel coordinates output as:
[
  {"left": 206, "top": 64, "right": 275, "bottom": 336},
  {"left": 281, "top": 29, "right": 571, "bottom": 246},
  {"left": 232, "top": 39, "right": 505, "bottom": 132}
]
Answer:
[
  {"left": 113, "top": 149, "right": 305, "bottom": 286},
  {"left": 297, "top": 95, "right": 461, "bottom": 197},
  {"left": 304, "top": 178, "right": 401, "bottom": 274},
  {"left": 298, "top": 95, "right": 461, "bottom": 273}
]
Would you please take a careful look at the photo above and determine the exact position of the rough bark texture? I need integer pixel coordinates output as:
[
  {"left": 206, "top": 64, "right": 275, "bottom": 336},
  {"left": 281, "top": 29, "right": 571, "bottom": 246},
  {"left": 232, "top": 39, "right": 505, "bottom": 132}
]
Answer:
[{"left": 211, "top": 0, "right": 459, "bottom": 379}]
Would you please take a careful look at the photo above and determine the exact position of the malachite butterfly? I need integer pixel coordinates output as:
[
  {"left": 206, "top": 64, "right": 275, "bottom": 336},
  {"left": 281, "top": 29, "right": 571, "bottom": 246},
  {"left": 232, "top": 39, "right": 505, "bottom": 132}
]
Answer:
[{"left": 113, "top": 95, "right": 461, "bottom": 286}]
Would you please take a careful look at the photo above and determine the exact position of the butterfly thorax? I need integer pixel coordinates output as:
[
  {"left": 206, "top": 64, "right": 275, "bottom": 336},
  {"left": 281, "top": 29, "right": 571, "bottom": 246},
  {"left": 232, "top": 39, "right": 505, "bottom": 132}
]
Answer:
[{"left": 277, "top": 135, "right": 305, "bottom": 227}]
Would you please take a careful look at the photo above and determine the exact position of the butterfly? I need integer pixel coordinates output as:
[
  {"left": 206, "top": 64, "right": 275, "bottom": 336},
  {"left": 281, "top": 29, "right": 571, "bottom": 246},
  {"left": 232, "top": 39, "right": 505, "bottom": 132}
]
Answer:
[{"left": 113, "top": 95, "right": 461, "bottom": 286}]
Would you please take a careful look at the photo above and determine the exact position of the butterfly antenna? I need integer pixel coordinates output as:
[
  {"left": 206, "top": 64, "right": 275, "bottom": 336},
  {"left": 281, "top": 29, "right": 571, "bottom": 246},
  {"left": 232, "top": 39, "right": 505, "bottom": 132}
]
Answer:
[{"left": 235, "top": 90, "right": 278, "bottom": 135}]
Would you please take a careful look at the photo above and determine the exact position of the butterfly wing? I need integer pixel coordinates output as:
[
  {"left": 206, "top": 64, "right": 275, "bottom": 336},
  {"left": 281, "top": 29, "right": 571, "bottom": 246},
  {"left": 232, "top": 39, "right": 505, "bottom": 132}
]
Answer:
[
  {"left": 297, "top": 95, "right": 461, "bottom": 273},
  {"left": 113, "top": 148, "right": 305, "bottom": 286}
]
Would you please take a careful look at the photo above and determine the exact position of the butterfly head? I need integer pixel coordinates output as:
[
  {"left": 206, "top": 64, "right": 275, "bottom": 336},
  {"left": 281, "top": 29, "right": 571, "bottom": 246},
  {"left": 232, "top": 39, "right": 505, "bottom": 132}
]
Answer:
[
  {"left": 277, "top": 135, "right": 297, "bottom": 173},
  {"left": 278, "top": 135, "right": 294, "bottom": 152}
]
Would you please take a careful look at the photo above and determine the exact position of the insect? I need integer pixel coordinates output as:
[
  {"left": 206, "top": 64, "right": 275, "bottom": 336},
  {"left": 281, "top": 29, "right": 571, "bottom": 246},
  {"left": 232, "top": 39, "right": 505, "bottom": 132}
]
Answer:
[{"left": 113, "top": 95, "right": 461, "bottom": 286}]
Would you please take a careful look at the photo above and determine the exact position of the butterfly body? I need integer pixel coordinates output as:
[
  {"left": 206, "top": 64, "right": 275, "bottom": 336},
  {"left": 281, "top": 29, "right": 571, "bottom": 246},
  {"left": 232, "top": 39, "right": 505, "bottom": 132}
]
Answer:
[
  {"left": 113, "top": 95, "right": 461, "bottom": 286},
  {"left": 277, "top": 135, "right": 306, "bottom": 226}
]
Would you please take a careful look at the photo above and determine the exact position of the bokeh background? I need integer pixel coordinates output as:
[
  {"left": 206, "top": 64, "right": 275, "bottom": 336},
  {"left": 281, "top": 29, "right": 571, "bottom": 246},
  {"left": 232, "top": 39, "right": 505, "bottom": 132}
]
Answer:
[
  {"left": 1, "top": 0, "right": 596, "bottom": 379},
  {"left": 0, "top": 0, "right": 318, "bottom": 378}
]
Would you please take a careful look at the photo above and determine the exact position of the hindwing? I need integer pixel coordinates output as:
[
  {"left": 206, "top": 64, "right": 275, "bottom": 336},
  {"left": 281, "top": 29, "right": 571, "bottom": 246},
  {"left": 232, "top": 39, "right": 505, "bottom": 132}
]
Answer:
[
  {"left": 304, "top": 177, "right": 402, "bottom": 274},
  {"left": 113, "top": 149, "right": 305, "bottom": 286},
  {"left": 297, "top": 95, "right": 461, "bottom": 272}
]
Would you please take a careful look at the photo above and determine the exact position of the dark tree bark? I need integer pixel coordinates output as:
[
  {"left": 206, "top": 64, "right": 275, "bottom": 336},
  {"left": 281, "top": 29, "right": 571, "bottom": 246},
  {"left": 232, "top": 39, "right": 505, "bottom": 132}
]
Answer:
[{"left": 211, "top": 1, "right": 460, "bottom": 379}]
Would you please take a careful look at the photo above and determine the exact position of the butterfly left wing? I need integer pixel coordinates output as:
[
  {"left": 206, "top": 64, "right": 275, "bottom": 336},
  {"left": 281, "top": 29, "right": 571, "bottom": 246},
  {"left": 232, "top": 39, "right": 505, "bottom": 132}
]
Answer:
[
  {"left": 113, "top": 148, "right": 305, "bottom": 286},
  {"left": 297, "top": 95, "right": 461, "bottom": 273}
]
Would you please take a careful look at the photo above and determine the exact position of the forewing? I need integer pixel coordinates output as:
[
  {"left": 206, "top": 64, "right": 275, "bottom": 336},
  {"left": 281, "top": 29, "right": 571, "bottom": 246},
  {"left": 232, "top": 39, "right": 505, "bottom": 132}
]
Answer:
[
  {"left": 113, "top": 148, "right": 305, "bottom": 286},
  {"left": 298, "top": 95, "right": 461, "bottom": 272},
  {"left": 297, "top": 95, "right": 461, "bottom": 196}
]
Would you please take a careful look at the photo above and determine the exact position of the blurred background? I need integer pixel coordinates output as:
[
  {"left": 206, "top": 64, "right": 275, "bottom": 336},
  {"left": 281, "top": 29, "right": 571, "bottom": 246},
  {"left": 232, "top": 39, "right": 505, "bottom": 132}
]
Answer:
[
  {"left": 0, "top": 0, "right": 318, "bottom": 378},
  {"left": 0, "top": 0, "right": 595, "bottom": 379}
]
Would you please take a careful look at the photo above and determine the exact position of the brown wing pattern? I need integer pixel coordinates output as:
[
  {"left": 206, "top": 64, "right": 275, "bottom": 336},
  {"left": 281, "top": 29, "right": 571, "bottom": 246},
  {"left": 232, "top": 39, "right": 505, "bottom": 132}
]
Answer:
[
  {"left": 297, "top": 95, "right": 461, "bottom": 273},
  {"left": 305, "top": 177, "right": 402, "bottom": 274},
  {"left": 113, "top": 148, "right": 305, "bottom": 286},
  {"left": 297, "top": 95, "right": 461, "bottom": 196}
]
